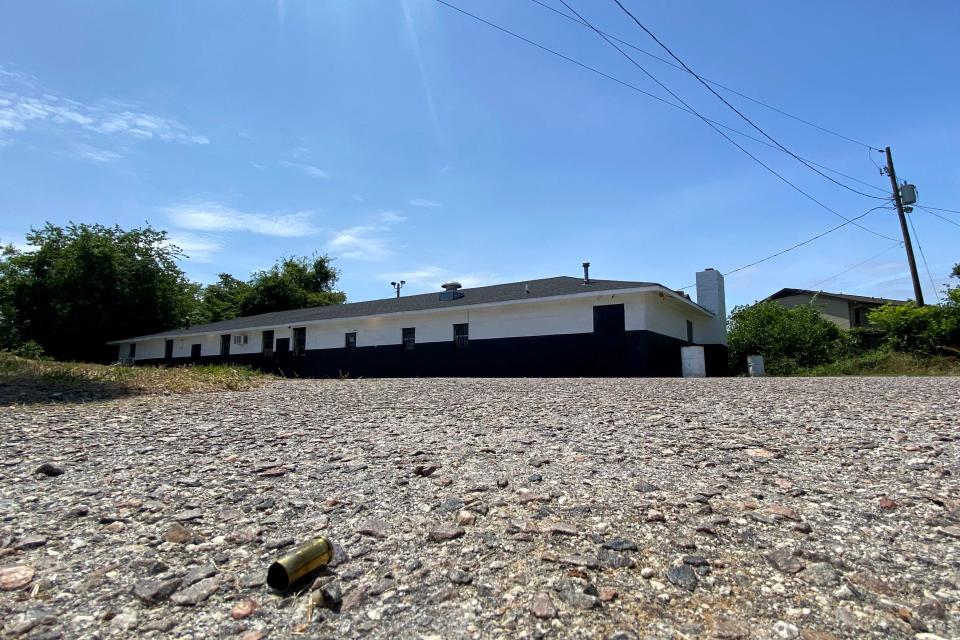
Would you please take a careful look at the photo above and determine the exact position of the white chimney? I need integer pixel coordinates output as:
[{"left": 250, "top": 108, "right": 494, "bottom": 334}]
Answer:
[{"left": 696, "top": 268, "right": 727, "bottom": 346}]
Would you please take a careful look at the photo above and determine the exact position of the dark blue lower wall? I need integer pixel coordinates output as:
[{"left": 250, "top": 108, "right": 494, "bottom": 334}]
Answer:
[{"left": 137, "top": 330, "right": 728, "bottom": 378}]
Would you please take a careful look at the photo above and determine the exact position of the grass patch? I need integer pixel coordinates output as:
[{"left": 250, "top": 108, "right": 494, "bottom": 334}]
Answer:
[
  {"left": 795, "top": 350, "right": 960, "bottom": 377},
  {"left": 0, "top": 351, "right": 272, "bottom": 404}
]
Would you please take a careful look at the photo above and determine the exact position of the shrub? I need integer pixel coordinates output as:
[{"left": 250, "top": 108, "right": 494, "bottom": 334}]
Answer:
[
  {"left": 727, "top": 300, "right": 848, "bottom": 375},
  {"left": 869, "top": 302, "right": 960, "bottom": 357}
]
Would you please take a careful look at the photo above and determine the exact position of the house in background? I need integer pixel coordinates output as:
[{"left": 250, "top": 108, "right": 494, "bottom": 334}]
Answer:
[
  {"left": 108, "top": 266, "right": 728, "bottom": 377},
  {"left": 764, "top": 288, "right": 909, "bottom": 329}
]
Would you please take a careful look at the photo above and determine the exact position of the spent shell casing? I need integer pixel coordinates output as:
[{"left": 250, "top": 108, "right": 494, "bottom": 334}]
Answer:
[{"left": 266, "top": 536, "right": 333, "bottom": 591}]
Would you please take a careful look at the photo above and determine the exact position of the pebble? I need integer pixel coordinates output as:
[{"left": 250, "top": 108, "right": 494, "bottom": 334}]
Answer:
[
  {"left": 357, "top": 519, "right": 390, "bottom": 539},
  {"left": 549, "top": 522, "right": 578, "bottom": 536},
  {"left": 0, "top": 565, "right": 35, "bottom": 591},
  {"left": 171, "top": 577, "right": 220, "bottom": 606},
  {"left": 530, "top": 592, "right": 557, "bottom": 619},
  {"left": 456, "top": 510, "right": 477, "bottom": 526},
  {"left": 34, "top": 463, "right": 64, "bottom": 477},
  {"left": 801, "top": 563, "right": 840, "bottom": 587},
  {"left": 133, "top": 577, "right": 182, "bottom": 604},
  {"left": 666, "top": 564, "right": 698, "bottom": 591},
  {"left": 447, "top": 569, "right": 473, "bottom": 585},
  {"left": 602, "top": 538, "right": 638, "bottom": 551},
  {"left": 427, "top": 524, "right": 465, "bottom": 542}
]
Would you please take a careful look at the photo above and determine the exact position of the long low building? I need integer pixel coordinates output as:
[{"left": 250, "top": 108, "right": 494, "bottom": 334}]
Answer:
[{"left": 108, "top": 266, "right": 728, "bottom": 377}]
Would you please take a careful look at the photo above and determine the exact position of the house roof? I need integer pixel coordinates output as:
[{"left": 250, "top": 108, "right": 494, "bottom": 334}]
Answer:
[
  {"left": 764, "top": 288, "right": 910, "bottom": 306},
  {"left": 110, "top": 276, "right": 710, "bottom": 343}
]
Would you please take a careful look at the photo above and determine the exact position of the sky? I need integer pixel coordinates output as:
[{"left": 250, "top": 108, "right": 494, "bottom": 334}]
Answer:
[{"left": 1, "top": 0, "right": 958, "bottom": 310}]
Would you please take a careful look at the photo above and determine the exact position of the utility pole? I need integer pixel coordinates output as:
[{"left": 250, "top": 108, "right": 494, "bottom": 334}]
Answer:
[{"left": 884, "top": 146, "right": 924, "bottom": 306}]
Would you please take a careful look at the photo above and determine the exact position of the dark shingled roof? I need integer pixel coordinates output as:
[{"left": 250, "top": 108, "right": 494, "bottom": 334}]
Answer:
[
  {"left": 112, "top": 276, "right": 697, "bottom": 343},
  {"left": 764, "top": 288, "right": 909, "bottom": 306}
]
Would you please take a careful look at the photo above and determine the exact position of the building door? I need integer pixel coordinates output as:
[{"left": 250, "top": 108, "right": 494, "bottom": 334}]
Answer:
[
  {"left": 190, "top": 343, "right": 202, "bottom": 360},
  {"left": 262, "top": 330, "right": 275, "bottom": 355},
  {"left": 164, "top": 339, "right": 174, "bottom": 360},
  {"left": 220, "top": 334, "right": 231, "bottom": 357},
  {"left": 275, "top": 337, "right": 290, "bottom": 354},
  {"left": 593, "top": 304, "right": 626, "bottom": 375}
]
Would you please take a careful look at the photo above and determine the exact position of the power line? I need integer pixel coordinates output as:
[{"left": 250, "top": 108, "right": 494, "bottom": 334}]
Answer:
[
  {"left": 916, "top": 206, "right": 960, "bottom": 228},
  {"left": 551, "top": 0, "right": 899, "bottom": 242},
  {"left": 918, "top": 204, "right": 960, "bottom": 215},
  {"left": 677, "top": 205, "right": 894, "bottom": 289},
  {"left": 436, "top": 1, "right": 890, "bottom": 200},
  {"left": 810, "top": 243, "right": 901, "bottom": 288},
  {"left": 606, "top": 0, "right": 887, "bottom": 200},
  {"left": 907, "top": 213, "right": 942, "bottom": 303},
  {"left": 527, "top": 0, "right": 883, "bottom": 152}
]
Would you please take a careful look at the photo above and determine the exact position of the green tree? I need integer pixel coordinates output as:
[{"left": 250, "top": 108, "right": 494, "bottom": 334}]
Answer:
[
  {"left": 0, "top": 223, "right": 197, "bottom": 362},
  {"left": 239, "top": 255, "right": 345, "bottom": 316},
  {"left": 198, "top": 273, "right": 252, "bottom": 323},
  {"left": 727, "top": 299, "right": 847, "bottom": 375}
]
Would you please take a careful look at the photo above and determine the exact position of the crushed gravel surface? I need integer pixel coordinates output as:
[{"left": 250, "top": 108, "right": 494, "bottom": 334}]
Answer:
[{"left": 1, "top": 377, "right": 959, "bottom": 639}]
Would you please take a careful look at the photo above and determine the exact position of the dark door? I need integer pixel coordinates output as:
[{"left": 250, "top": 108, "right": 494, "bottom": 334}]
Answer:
[
  {"left": 262, "top": 330, "right": 275, "bottom": 355},
  {"left": 164, "top": 339, "right": 174, "bottom": 360},
  {"left": 593, "top": 304, "right": 626, "bottom": 375},
  {"left": 191, "top": 343, "right": 202, "bottom": 360},
  {"left": 275, "top": 338, "right": 290, "bottom": 354},
  {"left": 220, "top": 334, "right": 231, "bottom": 357}
]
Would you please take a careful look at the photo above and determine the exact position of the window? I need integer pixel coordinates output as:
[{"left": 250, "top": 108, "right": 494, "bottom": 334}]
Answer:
[
  {"left": 402, "top": 327, "right": 415, "bottom": 351},
  {"left": 164, "top": 339, "right": 174, "bottom": 360},
  {"left": 262, "top": 330, "right": 275, "bottom": 355},
  {"left": 453, "top": 323, "right": 469, "bottom": 348},
  {"left": 220, "top": 335, "right": 231, "bottom": 356},
  {"left": 345, "top": 332, "right": 357, "bottom": 350},
  {"left": 293, "top": 327, "right": 306, "bottom": 356},
  {"left": 233, "top": 335, "right": 248, "bottom": 345},
  {"left": 129, "top": 343, "right": 136, "bottom": 359},
  {"left": 686, "top": 320, "right": 694, "bottom": 343},
  {"left": 853, "top": 307, "right": 869, "bottom": 327}
]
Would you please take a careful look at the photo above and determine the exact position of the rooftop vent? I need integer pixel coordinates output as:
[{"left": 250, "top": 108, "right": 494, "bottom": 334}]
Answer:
[
  {"left": 582, "top": 261, "right": 591, "bottom": 284},
  {"left": 439, "top": 281, "right": 464, "bottom": 301}
]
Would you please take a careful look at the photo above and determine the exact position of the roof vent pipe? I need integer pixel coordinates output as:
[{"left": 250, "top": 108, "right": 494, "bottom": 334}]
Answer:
[
  {"left": 582, "top": 261, "right": 590, "bottom": 284},
  {"left": 441, "top": 281, "right": 462, "bottom": 291}
]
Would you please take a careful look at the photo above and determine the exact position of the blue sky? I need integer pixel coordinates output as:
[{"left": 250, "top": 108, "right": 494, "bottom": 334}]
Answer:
[{"left": 1, "top": 0, "right": 958, "bottom": 309}]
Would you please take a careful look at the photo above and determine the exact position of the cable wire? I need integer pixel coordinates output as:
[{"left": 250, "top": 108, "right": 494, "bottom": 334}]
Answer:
[
  {"left": 527, "top": 0, "right": 883, "bottom": 153},
  {"left": 437, "top": 1, "right": 891, "bottom": 199},
  {"left": 918, "top": 204, "right": 960, "bottom": 215},
  {"left": 676, "top": 205, "right": 895, "bottom": 289},
  {"left": 809, "top": 243, "right": 901, "bottom": 288},
  {"left": 907, "top": 213, "right": 942, "bottom": 303},
  {"left": 916, "top": 206, "right": 960, "bottom": 228},
  {"left": 550, "top": 0, "right": 899, "bottom": 242},
  {"left": 607, "top": 0, "right": 887, "bottom": 200}
]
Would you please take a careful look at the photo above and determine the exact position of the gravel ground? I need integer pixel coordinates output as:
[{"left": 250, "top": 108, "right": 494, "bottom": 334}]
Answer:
[{"left": 1, "top": 377, "right": 959, "bottom": 640}]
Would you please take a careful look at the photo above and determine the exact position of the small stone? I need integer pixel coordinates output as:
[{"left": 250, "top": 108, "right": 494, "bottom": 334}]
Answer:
[
  {"left": 599, "top": 586, "right": 618, "bottom": 602},
  {"left": 530, "top": 457, "right": 550, "bottom": 468},
  {"left": 447, "top": 569, "right": 473, "bottom": 585},
  {"left": 437, "top": 496, "right": 465, "bottom": 514},
  {"left": 182, "top": 564, "right": 217, "bottom": 587},
  {"left": 240, "top": 572, "right": 265, "bottom": 589},
  {"left": 598, "top": 548, "right": 634, "bottom": 569},
  {"left": 773, "top": 620, "right": 800, "bottom": 639},
  {"left": 428, "top": 524, "right": 465, "bottom": 542},
  {"left": 682, "top": 555, "right": 710, "bottom": 567},
  {"left": 602, "top": 538, "right": 638, "bottom": 551},
  {"left": 793, "top": 522, "right": 813, "bottom": 534},
  {"left": 320, "top": 580, "right": 343, "bottom": 606},
  {"left": 550, "top": 522, "right": 578, "bottom": 536},
  {"left": 0, "top": 565, "right": 35, "bottom": 591},
  {"left": 263, "top": 537, "right": 293, "bottom": 550},
  {"left": 801, "top": 562, "right": 839, "bottom": 586},
  {"left": 232, "top": 599, "right": 257, "bottom": 619},
  {"left": 640, "top": 567, "right": 654, "bottom": 579},
  {"left": 746, "top": 448, "right": 782, "bottom": 460},
  {"left": 646, "top": 510, "right": 665, "bottom": 522},
  {"left": 878, "top": 497, "right": 898, "bottom": 510},
  {"left": 765, "top": 548, "right": 805, "bottom": 574},
  {"left": 496, "top": 478, "right": 509, "bottom": 488},
  {"left": 414, "top": 463, "right": 440, "bottom": 477},
  {"left": 714, "top": 618, "right": 750, "bottom": 639},
  {"left": 5, "top": 609, "right": 56, "bottom": 636},
  {"left": 173, "top": 509, "right": 202, "bottom": 522},
  {"left": 766, "top": 504, "right": 801, "bottom": 521},
  {"left": 171, "top": 576, "right": 220, "bottom": 606},
  {"left": 104, "top": 521, "right": 126, "bottom": 533},
  {"left": 559, "top": 554, "right": 600, "bottom": 570},
  {"left": 35, "top": 463, "right": 64, "bottom": 477},
  {"left": 530, "top": 592, "right": 557, "bottom": 619},
  {"left": 69, "top": 505, "right": 89, "bottom": 517},
  {"left": 456, "top": 510, "right": 476, "bottom": 526},
  {"left": 164, "top": 523, "right": 192, "bottom": 543},
  {"left": 133, "top": 577, "right": 182, "bottom": 604},
  {"left": 666, "top": 564, "right": 698, "bottom": 591},
  {"left": 357, "top": 518, "right": 390, "bottom": 539},
  {"left": 14, "top": 535, "right": 47, "bottom": 550}
]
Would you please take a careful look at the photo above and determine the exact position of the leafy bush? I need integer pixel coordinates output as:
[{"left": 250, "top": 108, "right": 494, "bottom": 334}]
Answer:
[
  {"left": 869, "top": 302, "right": 960, "bottom": 357},
  {"left": 727, "top": 300, "right": 848, "bottom": 375},
  {"left": 12, "top": 340, "right": 47, "bottom": 360}
]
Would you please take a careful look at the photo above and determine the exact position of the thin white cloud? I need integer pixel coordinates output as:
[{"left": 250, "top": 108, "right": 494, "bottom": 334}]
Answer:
[
  {"left": 385, "top": 265, "right": 499, "bottom": 290},
  {"left": 280, "top": 160, "right": 329, "bottom": 179},
  {"left": 408, "top": 198, "right": 441, "bottom": 208},
  {"left": 0, "top": 68, "right": 208, "bottom": 146},
  {"left": 326, "top": 225, "right": 392, "bottom": 261},
  {"left": 166, "top": 202, "right": 318, "bottom": 237},
  {"left": 74, "top": 145, "right": 123, "bottom": 163},
  {"left": 378, "top": 210, "right": 407, "bottom": 224},
  {"left": 165, "top": 232, "right": 223, "bottom": 263}
]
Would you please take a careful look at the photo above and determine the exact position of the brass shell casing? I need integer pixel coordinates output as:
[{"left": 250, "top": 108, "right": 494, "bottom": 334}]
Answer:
[{"left": 266, "top": 536, "right": 333, "bottom": 591}]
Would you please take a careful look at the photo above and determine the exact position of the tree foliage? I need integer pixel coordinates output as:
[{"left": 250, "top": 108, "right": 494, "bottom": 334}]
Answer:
[
  {"left": 238, "top": 256, "right": 345, "bottom": 316},
  {"left": 727, "top": 299, "right": 847, "bottom": 375},
  {"left": 0, "top": 223, "right": 197, "bottom": 362},
  {"left": 197, "top": 273, "right": 252, "bottom": 323},
  {"left": 869, "top": 266, "right": 960, "bottom": 356}
]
